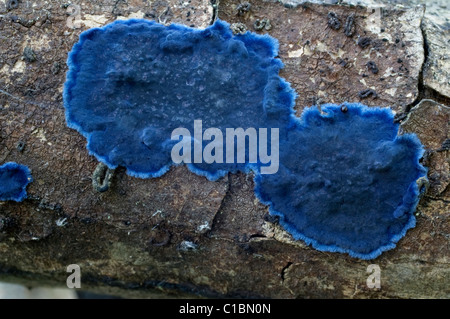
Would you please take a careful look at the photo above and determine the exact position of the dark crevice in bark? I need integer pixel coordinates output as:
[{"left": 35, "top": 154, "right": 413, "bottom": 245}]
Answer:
[
  {"left": 210, "top": 0, "right": 219, "bottom": 24},
  {"left": 407, "top": 20, "right": 450, "bottom": 113},
  {"left": 206, "top": 172, "right": 231, "bottom": 237},
  {"left": 280, "top": 262, "right": 293, "bottom": 282}
]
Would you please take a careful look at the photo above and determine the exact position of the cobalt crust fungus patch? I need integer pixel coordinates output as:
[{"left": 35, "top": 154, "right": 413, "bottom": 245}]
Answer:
[
  {"left": 64, "top": 19, "right": 427, "bottom": 259},
  {"left": 64, "top": 19, "right": 295, "bottom": 180},
  {"left": 0, "top": 162, "right": 33, "bottom": 202},
  {"left": 255, "top": 103, "right": 427, "bottom": 259}
]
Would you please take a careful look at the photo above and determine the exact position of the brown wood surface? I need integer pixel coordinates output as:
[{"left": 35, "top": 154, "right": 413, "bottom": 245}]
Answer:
[{"left": 0, "top": 0, "right": 448, "bottom": 298}]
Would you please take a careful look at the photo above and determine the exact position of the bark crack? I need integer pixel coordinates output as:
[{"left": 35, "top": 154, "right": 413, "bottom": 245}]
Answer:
[
  {"left": 206, "top": 172, "right": 231, "bottom": 237},
  {"left": 280, "top": 262, "right": 293, "bottom": 282}
]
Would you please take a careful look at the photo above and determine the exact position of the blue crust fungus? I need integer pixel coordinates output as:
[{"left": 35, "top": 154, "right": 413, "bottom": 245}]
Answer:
[
  {"left": 255, "top": 103, "right": 427, "bottom": 259},
  {"left": 0, "top": 162, "right": 32, "bottom": 202},
  {"left": 63, "top": 19, "right": 295, "bottom": 180},
  {"left": 64, "top": 19, "right": 427, "bottom": 259}
]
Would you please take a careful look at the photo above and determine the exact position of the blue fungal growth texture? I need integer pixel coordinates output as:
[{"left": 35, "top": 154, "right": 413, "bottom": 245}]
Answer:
[
  {"left": 0, "top": 162, "right": 32, "bottom": 202},
  {"left": 64, "top": 19, "right": 295, "bottom": 179},
  {"left": 65, "top": 19, "right": 427, "bottom": 259},
  {"left": 255, "top": 103, "right": 427, "bottom": 259}
]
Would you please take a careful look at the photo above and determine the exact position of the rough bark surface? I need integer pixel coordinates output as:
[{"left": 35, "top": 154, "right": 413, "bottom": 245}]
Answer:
[
  {"left": 0, "top": 0, "right": 448, "bottom": 298},
  {"left": 221, "top": 0, "right": 425, "bottom": 114}
]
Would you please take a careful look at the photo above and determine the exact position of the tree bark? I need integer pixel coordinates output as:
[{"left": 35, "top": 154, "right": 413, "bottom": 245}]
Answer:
[{"left": 0, "top": 0, "right": 448, "bottom": 298}]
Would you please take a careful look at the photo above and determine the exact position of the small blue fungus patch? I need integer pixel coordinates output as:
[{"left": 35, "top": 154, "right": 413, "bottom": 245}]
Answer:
[
  {"left": 0, "top": 162, "right": 32, "bottom": 202},
  {"left": 255, "top": 103, "right": 427, "bottom": 259},
  {"left": 64, "top": 19, "right": 295, "bottom": 180}
]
